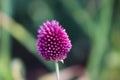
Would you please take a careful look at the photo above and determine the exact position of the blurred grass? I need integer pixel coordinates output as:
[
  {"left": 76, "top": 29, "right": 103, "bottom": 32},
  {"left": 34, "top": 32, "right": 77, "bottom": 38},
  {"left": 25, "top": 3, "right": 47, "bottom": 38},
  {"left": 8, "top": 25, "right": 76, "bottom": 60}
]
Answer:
[
  {"left": 0, "top": 0, "right": 13, "bottom": 79},
  {"left": 88, "top": 0, "right": 114, "bottom": 80},
  {"left": 60, "top": 0, "right": 114, "bottom": 80},
  {"left": 0, "top": 0, "right": 120, "bottom": 80},
  {"left": 60, "top": 0, "right": 95, "bottom": 38},
  {"left": 0, "top": 25, "right": 13, "bottom": 80}
]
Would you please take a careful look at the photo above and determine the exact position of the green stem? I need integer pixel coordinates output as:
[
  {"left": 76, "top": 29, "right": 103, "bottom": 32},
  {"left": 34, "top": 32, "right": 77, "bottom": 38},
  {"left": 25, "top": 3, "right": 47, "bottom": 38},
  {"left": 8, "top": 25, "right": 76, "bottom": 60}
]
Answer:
[{"left": 55, "top": 62, "right": 60, "bottom": 80}]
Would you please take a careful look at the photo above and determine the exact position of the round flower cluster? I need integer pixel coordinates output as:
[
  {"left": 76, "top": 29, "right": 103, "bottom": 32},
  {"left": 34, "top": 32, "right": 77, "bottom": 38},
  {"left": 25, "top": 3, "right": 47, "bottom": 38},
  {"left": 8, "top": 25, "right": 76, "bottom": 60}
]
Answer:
[{"left": 37, "top": 20, "right": 72, "bottom": 62}]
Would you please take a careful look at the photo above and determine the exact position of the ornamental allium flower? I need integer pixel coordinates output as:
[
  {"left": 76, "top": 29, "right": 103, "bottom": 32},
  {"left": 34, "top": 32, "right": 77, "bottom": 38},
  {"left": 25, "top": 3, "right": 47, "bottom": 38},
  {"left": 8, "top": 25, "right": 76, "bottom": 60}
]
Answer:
[{"left": 36, "top": 20, "right": 72, "bottom": 62}]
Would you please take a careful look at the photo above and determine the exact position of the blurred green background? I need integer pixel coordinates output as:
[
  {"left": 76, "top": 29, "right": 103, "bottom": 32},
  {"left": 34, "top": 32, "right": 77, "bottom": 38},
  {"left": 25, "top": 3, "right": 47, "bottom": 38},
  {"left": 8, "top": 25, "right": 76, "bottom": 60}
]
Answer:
[{"left": 0, "top": 0, "right": 120, "bottom": 80}]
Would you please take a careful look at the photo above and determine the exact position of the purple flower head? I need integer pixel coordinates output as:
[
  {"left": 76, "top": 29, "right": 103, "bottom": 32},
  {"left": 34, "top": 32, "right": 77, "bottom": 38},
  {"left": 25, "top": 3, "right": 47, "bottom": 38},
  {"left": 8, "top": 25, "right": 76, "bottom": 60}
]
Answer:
[{"left": 36, "top": 20, "right": 72, "bottom": 62}]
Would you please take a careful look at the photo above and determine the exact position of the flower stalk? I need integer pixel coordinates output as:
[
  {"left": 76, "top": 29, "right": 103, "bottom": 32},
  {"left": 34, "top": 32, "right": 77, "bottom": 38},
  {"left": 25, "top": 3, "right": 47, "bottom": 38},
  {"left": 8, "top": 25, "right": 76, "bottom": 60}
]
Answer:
[{"left": 55, "top": 62, "right": 60, "bottom": 80}]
